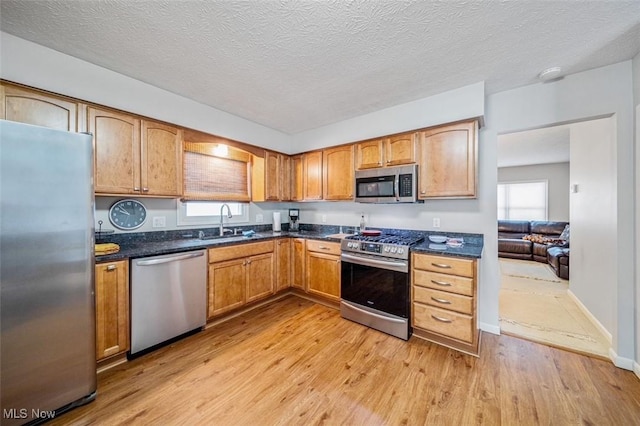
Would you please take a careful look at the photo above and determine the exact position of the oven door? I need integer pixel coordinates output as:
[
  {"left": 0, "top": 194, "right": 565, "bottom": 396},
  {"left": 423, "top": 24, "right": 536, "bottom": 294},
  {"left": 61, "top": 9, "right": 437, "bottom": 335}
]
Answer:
[{"left": 340, "top": 252, "right": 409, "bottom": 318}]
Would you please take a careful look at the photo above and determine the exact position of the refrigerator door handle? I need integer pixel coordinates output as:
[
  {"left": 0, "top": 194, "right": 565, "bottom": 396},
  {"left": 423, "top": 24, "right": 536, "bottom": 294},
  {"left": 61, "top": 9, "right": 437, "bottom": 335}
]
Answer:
[{"left": 135, "top": 251, "right": 204, "bottom": 266}]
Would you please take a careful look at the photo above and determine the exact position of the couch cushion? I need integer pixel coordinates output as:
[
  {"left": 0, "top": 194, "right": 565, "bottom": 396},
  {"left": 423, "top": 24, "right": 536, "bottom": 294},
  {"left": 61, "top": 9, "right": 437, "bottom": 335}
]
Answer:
[
  {"left": 498, "top": 220, "right": 531, "bottom": 234},
  {"left": 530, "top": 221, "right": 568, "bottom": 236},
  {"left": 498, "top": 238, "right": 532, "bottom": 254}
]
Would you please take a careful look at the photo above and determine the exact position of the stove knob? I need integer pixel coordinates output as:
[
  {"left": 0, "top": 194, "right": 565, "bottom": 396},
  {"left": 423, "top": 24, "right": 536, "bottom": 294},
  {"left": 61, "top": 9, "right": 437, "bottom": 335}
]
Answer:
[
  {"left": 349, "top": 242, "right": 355, "bottom": 248},
  {"left": 390, "top": 247, "right": 397, "bottom": 253},
  {"left": 397, "top": 248, "right": 404, "bottom": 254},
  {"left": 384, "top": 246, "right": 390, "bottom": 252}
]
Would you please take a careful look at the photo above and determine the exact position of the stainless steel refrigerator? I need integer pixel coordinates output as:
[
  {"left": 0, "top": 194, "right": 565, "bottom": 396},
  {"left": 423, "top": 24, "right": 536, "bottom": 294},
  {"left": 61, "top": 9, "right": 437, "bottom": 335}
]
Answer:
[{"left": 1, "top": 120, "right": 96, "bottom": 425}]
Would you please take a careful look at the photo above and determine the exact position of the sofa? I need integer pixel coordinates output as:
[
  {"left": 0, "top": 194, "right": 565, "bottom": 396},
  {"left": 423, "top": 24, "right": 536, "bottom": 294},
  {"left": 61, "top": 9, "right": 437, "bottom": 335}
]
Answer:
[{"left": 498, "top": 220, "right": 570, "bottom": 279}]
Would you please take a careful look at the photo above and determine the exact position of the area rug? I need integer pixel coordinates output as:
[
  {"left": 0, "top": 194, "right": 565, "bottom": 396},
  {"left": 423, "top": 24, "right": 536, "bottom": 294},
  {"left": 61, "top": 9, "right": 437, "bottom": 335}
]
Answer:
[
  {"left": 499, "top": 258, "right": 609, "bottom": 359},
  {"left": 499, "top": 258, "right": 561, "bottom": 283}
]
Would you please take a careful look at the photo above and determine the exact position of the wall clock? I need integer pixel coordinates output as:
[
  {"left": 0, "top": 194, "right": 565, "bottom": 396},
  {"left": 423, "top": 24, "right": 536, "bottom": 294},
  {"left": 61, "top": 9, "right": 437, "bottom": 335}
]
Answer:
[{"left": 109, "top": 199, "right": 147, "bottom": 230}]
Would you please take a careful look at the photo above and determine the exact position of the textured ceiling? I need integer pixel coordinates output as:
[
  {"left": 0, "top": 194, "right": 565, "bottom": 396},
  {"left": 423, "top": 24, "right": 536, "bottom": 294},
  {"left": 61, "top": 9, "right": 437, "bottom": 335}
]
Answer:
[{"left": 1, "top": 1, "right": 639, "bottom": 134}]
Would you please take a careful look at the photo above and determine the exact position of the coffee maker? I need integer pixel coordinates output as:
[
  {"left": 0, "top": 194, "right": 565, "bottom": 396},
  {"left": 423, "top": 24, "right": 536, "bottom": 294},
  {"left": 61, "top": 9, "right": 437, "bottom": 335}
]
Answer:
[{"left": 288, "top": 208, "right": 300, "bottom": 231}]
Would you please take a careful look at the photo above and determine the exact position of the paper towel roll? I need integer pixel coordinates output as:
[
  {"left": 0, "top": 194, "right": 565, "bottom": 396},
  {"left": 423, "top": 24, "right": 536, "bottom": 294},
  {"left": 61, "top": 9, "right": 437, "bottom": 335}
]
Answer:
[{"left": 273, "top": 212, "right": 281, "bottom": 232}]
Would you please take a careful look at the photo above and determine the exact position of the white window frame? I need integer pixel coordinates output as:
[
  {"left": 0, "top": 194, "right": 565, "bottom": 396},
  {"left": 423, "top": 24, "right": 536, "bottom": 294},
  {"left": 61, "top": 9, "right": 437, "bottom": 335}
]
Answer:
[
  {"left": 497, "top": 180, "right": 548, "bottom": 221},
  {"left": 177, "top": 200, "right": 249, "bottom": 226}
]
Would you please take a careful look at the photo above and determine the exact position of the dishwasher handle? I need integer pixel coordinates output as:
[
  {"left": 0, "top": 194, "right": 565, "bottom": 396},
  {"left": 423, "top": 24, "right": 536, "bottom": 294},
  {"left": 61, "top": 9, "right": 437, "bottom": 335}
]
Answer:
[{"left": 135, "top": 251, "right": 204, "bottom": 266}]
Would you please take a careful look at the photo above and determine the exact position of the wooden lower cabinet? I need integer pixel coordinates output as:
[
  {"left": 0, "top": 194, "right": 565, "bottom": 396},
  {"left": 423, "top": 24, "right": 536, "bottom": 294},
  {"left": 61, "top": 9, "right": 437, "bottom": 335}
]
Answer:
[
  {"left": 276, "top": 238, "right": 292, "bottom": 292},
  {"left": 291, "top": 238, "right": 306, "bottom": 290},
  {"left": 95, "top": 260, "right": 129, "bottom": 360},
  {"left": 208, "top": 241, "right": 275, "bottom": 318},
  {"left": 305, "top": 240, "right": 341, "bottom": 302},
  {"left": 411, "top": 252, "right": 479, "bottom": 355}
]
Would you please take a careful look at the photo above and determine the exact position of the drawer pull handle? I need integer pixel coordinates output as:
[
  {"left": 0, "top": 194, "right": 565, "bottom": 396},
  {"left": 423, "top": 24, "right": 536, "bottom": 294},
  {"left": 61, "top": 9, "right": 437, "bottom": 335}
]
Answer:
[
  {"left": 431, "top": 314, "right": 453, "bottom": 323},
  {"left": 431, "top": 279, "right": 452, "bottom": 287},
  {"left": 106, "top": 264, "right": 117, "bottom": 271},
  {"left": 318, "top": 246, "right": 329, "bottom": 250},
  {"left": 431, "top": 297, "right": 451, "bottom": 305},
  {"left": 432, "top": 263, "right": 451, "bottom": 269}
]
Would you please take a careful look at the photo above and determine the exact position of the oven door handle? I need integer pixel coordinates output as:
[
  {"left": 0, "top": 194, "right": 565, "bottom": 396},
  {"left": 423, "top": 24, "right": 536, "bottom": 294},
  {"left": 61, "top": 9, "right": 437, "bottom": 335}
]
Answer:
[
  {"left": 341, "top": 253, "right": 408, "bottom": 273},
  {"left": 341, "top": 301, "right": 406, "bottom": 324}
]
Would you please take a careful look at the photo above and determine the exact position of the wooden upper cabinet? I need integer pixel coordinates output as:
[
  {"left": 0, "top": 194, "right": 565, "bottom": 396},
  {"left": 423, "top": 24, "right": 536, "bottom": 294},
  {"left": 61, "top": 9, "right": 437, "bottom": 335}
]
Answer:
[
  {"left": 291, "top": 155, "right": 304, "bottom": 201},
  {"left": 356, "top": 139, "right": 384, "bottom": 169},
  {"left": 1, "top": 83, "right": 83, "bottom": 132},
  {"left": 386, "top": 132, "right": 417, "bottom": 166},
  {"left": 279, "top": 155, "right": 292, "bottom": 201},
  {"left": 323, "top": 145, "right": 354, "bottom": 200},
  {"left": 89, "top": 106, "right": 141, "bottom": 195},
  {"left": 141, "top": 120, "right": 183, "bottom": 197},
  {"left": 264, "top": 151, "right": 281, "bottom": 201},
  {"left": 418, "top": 120, "right": 478, "bottom": 199},
  {"left": 303, "top": 151, "right": 323, "bottom": 200}
]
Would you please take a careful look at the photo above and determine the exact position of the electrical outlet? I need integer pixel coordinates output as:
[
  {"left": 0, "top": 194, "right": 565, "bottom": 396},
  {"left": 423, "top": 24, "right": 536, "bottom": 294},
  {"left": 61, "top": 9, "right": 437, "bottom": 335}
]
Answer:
[
  {"left": 322, "top": 214, "right": 327, "bottom": 223},
  {"left": 152, "top": 216, "right": 166, "bottom": 228},
  {"left": 433, "top": 217, "right": 440, "bottom": 228},
  {"left": 256, "top": 214, "right": 263, "bottom": 223}
]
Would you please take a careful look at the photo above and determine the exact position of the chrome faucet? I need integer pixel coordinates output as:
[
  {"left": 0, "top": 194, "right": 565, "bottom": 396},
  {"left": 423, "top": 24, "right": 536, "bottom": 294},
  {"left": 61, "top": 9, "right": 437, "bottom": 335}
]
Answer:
[{"left": 219, "top": 203, "right": 232, "bottom": 236}]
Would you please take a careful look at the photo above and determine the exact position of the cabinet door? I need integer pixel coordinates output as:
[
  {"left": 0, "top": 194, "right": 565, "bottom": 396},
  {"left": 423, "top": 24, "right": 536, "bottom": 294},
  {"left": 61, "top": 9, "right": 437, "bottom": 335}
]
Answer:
[
  {"left": 1, "top": 84, "right": 81, "bottom": 132},
  {"left": 95, "top": 261, "right": 129, "bottom": 360},
  {"left": 386, "top": 132, "right": 416, "bottom": 166},
  {"left": 279, "top": 155, "right": 292, "bottom": 201},
  {"left": 208, "top": 259, "right": 246, "bottom": 318},
  {"left": 356, "top": 139, "right": 384, "bottom": 169},
  {"left": 291, "top": 238, "right": 306, "bottom": 290},
  {"left": 141, "top": 120, "right": 182, "bottom": 196},
  {"left": 418, "top": 121, "right": 477, "bottom": 198},
  {"left": 264, "top": 151, "right": 281, "bottom": 201},
  {"left": 306, "top": 252, "right": 340, "bottom": 302},
  {"left": 323, "top": 145, "right": 354, "bottom": 200},
  {"left": 246, "top": 252, "right": 275, "bottom": 303},
  {"left": 303, "top": 151, "right": 323, "bottom": 200},
  {"left": 276, "top": 238, "right": 292, "bottom": 292},
  {"left": 291, "top": 155, "right": 304, "bottom": 201},
  {"left": 89, "top": 107, "right": 141, "bottom": 195}
]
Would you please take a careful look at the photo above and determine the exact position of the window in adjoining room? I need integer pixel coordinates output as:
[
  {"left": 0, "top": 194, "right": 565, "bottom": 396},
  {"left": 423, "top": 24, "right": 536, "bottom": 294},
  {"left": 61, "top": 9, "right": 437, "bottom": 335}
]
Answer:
[{"left": 497, "top": 181, "right": 548, "bottom": 221}]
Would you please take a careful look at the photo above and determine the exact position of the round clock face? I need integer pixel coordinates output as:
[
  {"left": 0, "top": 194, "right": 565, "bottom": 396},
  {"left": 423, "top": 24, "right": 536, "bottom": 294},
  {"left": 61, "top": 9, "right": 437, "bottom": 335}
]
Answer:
[{"left": 109, "top": 199, "right": 147, "bottom": 230}]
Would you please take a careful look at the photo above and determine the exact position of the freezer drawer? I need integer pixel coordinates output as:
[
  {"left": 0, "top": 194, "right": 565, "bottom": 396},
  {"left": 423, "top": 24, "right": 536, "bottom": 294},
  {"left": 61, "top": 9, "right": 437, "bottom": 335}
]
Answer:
[{"left": 131, "top": 250, "right": 207, "bottom": 355}]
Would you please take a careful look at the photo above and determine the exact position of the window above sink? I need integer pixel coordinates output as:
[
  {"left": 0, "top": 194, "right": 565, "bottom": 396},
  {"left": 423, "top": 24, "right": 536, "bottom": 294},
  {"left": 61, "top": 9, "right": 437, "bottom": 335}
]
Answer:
[{"left": 177, "top": 200, "right": 249, "bottom": 226}]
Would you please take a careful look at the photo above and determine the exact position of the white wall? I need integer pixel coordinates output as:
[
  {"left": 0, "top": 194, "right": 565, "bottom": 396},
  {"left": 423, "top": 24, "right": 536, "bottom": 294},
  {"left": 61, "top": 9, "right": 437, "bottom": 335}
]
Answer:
[
  {"left": 498, "top": 163, "right": 570, "bottom": 221},
  {"left": 568, "top": 118, "right": 616, "bottom": 335},
  {"left": 0, "top": 32, "right": 291, "bottom": 153},
  {"left": 290, "top": 84, "right": 501, "bottom": 336},
  {"left": 486, "top": 61, "right": 636, "bottom": 368},
  {"left": 632, "top": 51, "right": 640, "bottom": 375}
]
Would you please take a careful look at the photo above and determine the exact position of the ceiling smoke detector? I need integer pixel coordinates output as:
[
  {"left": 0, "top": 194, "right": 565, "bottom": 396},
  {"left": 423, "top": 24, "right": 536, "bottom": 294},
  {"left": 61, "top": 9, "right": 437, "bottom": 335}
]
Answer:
[{"left": 538, "top": 67, "right": 563, "bottom": 82}]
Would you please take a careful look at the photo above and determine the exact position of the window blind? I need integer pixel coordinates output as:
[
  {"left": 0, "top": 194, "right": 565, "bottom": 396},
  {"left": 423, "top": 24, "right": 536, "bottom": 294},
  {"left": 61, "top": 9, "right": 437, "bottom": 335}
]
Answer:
[{"left": 182, "top": 143, "right": 251, "bottom": 201}]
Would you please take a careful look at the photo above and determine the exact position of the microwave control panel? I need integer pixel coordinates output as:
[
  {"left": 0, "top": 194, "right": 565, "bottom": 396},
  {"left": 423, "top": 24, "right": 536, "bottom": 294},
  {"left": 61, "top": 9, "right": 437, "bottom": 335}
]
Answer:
[{"left": 398, "top": 174, "right": 413, "bottom": 197}]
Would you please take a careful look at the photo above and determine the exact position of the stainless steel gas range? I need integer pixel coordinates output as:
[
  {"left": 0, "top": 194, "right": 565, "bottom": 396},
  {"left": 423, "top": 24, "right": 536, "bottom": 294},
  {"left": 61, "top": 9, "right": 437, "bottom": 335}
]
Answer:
[{"left": 340, "top": 232, "right": 424, "bottom": 340}]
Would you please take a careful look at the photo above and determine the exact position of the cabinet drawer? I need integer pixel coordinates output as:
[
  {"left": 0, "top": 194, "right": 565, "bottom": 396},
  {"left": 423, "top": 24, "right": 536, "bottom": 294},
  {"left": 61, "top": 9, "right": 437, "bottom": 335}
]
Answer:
[
  {"left": 413, "top": 303, "right": 474, "bottom": 343},
  {"left": 412, "top": 270, "right": 473, "bottom": 296},
  {"left": 209, "top": 241, "right": 274, "bottom": 263},
  {"left": 306, "top": 239, "right": 341, "bottom": 256},
  {"left": 413, "top": 286, "right": 473, "bottom": 315},
  {"left": 412, "top": 253, "right": 475, "bottom": 278}
]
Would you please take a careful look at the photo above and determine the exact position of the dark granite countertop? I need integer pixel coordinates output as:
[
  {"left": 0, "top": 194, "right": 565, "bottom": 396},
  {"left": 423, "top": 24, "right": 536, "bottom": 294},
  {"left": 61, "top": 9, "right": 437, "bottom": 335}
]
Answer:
[{"left": 96, "top": 225, "right": 483, "bottom": 262}]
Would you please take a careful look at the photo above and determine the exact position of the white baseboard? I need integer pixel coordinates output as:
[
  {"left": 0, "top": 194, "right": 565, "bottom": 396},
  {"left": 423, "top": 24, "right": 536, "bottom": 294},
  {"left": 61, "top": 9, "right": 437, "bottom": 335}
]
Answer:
[
  {"left": 567, "top": 289, "right": 612, "bottom": 344},
  {"left": 480, "top": 322, "right": 500, "bottom": 335},
  {"left": 608, "top": 347, "right": 635, "bottom": 371}
]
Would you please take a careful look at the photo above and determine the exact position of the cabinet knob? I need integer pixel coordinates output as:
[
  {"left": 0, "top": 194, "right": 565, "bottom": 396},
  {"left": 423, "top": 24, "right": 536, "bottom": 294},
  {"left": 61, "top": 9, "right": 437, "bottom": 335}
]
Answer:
[
  {"left": 106, "top": 264, "right": 117, "bottom": 271},
  {"left": 133, "top": 187, "right": 141, "bottom": 191},
  {"left": 142, "top": 187, "right": 149, "bottom": 192},
  {"left": 420, "top": 190, "right": 426, "bottom": 194}
]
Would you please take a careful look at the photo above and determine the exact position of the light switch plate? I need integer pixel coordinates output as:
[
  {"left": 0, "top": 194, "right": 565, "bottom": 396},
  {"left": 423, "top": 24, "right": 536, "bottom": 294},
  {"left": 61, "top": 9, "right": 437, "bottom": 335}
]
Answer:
[
  {"left": 152, "top": 216, "right": 166, "bottom": 228},
  {"left": 433, "top": 218, "right": 440, "bottom": 228}
]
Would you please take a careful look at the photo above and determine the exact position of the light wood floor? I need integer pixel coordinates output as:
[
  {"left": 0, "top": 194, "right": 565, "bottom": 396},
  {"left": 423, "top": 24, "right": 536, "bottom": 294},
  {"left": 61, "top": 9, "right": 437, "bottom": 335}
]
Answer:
[{"left": 53, "top": 296, "right": 640, "bottom": 425}]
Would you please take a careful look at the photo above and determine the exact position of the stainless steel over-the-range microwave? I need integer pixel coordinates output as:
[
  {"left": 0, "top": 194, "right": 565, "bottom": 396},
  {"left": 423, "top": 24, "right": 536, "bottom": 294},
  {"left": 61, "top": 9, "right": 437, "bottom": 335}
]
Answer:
[{"left": 354, "top": 164, "right": 422, "bottom": 203}]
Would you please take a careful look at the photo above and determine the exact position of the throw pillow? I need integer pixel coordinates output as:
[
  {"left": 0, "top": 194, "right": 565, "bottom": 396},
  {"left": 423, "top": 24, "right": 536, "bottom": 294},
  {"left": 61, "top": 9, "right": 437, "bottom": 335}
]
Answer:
[{"left": 559, "top": 224, "right": 570, "bottom": 242}]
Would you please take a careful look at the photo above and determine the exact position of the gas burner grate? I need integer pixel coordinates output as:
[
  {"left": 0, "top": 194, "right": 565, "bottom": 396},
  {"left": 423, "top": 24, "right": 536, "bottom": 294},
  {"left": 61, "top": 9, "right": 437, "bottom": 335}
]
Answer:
[{"left": 345, "top": 234, "right": 424, "bottom": 246}]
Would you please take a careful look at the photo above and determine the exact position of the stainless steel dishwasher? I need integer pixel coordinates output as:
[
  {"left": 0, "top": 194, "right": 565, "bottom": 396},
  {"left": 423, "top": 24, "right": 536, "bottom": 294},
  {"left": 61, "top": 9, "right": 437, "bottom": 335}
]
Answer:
[{"left": 130, "top": 250, "right": 207, "bottom": 355}]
